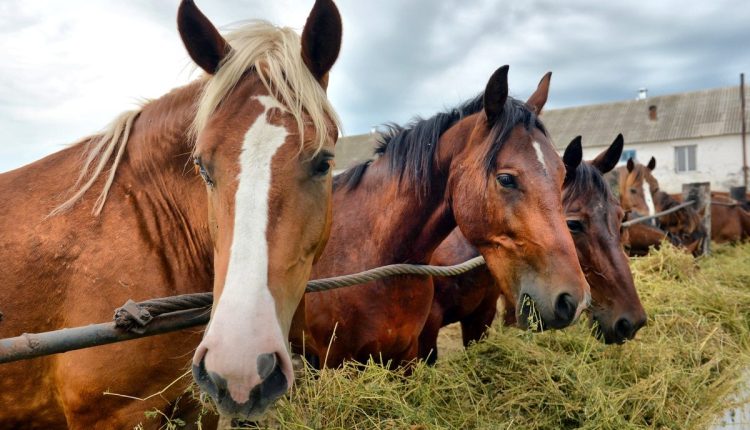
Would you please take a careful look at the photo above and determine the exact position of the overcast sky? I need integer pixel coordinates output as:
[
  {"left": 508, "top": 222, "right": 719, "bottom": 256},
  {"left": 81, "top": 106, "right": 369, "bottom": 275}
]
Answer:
[{"left": 1, "top": 0, "right": 749, "bottom": 172}]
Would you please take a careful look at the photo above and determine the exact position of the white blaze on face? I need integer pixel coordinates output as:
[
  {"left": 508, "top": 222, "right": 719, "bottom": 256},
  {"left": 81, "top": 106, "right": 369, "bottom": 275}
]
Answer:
[
  {"left": 198, "top": 95, "right": 291, "bottom": 404},
  {"left": 532, "top": 140, "right": 548, "bottom": 174},
  {"left": 642, "top": 181, "right": 656, "bottom": 219}
]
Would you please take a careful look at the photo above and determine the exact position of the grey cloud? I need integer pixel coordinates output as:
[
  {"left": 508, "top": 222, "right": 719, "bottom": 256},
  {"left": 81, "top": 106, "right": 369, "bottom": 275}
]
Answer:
[{"left": 1, "top": 0, "right": 749, "bottom": 172}]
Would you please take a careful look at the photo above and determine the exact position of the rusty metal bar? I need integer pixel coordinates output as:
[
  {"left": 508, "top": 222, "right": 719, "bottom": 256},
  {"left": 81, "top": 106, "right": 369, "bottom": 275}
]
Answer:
[{"left": 0, "top": 308, "right": 209, "bottom": 364}]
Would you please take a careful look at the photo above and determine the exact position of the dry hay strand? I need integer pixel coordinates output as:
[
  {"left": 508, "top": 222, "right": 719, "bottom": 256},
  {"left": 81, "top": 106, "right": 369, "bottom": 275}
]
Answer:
[{"left": 162, "top": 243, "right": 750, "bottom": 429}]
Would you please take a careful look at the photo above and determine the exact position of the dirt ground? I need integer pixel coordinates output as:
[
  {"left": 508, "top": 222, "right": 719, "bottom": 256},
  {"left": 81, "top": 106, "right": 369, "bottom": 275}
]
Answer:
[{"left": 436, "top": 296, "right": 508, "bottom": 358}]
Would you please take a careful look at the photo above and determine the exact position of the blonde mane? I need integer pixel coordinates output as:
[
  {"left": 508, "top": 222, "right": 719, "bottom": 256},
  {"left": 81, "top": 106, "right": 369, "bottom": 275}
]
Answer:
[
  {"left": 193, "top": 20, "right": 340, "bottom": 150},
  {"left": 51, "top": 109, "right": 140, "bottom": 217},
  {"left": 54, "top": 20, "right": 339, "bottom": 217}
]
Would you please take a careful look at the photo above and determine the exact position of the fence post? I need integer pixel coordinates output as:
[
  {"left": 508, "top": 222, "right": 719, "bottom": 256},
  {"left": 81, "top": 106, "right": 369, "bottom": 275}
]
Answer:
[
  {"left": 730, "top": 186, "right": 747, "bottom": 203},
  {"left": 683, "top": 182, "right": 711, "bottom": 256}
]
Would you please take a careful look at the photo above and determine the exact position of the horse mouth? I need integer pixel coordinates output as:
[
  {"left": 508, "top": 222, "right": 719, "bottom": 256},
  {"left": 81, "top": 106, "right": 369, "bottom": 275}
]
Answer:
[
  {"left": 517, "top": 293, "right": 545, "bottom": 331},
  {"left": 192, "top": 355, "right": 288, "bottom": 420}
]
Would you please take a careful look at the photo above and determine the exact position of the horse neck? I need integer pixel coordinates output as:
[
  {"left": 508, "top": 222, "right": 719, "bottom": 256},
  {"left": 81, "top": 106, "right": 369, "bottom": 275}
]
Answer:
[
  {"left": 107, "top": 80, "right": 213, "bottom": 271},
  {"left": 329, "top": 126, "right": 480, "bottom": 266}
]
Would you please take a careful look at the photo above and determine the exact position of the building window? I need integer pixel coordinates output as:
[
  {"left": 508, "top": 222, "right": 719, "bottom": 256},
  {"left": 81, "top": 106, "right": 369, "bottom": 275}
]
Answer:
[
  {"left": 674, "top": 145, "right": 697, "bottom": 172},
  {"left": 620, "top": 149, "right": 636, "bottom": 164}
]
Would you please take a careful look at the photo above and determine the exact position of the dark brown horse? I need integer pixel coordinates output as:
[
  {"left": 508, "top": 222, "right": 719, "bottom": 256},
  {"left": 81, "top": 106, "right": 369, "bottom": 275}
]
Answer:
[
  {"left": 291, "top": 67, "right": 590, "bottom": 369},
  {"left": 612, "top": 157, "right": 706, "bottom": 256},
  {"left": 420, "top": 135, "right": 647, "bottom": 362},
  {"left": 0, "top": 0, "right": 342, "bottom": 426},
  {"left": 621, "top": 216, "right": 680, "bottom": 256}
]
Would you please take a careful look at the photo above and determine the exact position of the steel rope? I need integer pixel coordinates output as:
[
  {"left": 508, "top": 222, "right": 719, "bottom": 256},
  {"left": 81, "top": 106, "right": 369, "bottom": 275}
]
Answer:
[{"left": 114, "top": 255, "right": 486, "bottom": 330}]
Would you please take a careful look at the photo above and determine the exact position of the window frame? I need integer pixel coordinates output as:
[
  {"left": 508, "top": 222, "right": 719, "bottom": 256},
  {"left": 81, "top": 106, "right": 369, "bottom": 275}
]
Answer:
[{"left": 674, "top": 144, "right": 697, "bottom": 173}]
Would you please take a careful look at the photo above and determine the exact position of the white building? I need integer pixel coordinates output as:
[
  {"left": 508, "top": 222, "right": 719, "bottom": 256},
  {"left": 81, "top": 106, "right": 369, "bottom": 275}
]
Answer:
[
  {"left": 543, "top": 86, "right": 749, "bottom": 193},
  {"left": 335, "top": 86, "right": 749, "bottom": 193}
]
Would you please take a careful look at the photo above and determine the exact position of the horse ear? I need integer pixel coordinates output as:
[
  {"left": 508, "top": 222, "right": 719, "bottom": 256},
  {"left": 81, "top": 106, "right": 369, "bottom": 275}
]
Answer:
[
  {"left": 526, "top": 71, "right": 552, "bottom": 114},
  {"left": 301, "top": 0, "right": 343, "bottom": 88},
  {"left": 591, "top": 133, "right": 624, "bottom": 174},
  {"left": 627, "top": 157, "right": 635, "bottom": 173},
  {"left": 647, "top": 156, "right": 656, "bottom": 171},
  {"left": 484, "top": 65, "right": 510, "bottom": 125},
  {"left": 563, "top": 136, "right": 583, "bottom": 184},
  {"left": 177, "top": 0, "right": 231, "bottom": 74}
]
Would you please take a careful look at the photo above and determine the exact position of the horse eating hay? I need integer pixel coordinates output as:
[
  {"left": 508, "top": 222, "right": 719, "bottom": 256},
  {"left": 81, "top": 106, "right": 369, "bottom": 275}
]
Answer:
[
  {"left": 292, "top": 67, "right": 590, "bottom": 368},
  {"left": 0, "top": 0, "right": 342, "bottom": 426},
  {"left": 421, "top": 135, "right": 647, "bottom": 363}
]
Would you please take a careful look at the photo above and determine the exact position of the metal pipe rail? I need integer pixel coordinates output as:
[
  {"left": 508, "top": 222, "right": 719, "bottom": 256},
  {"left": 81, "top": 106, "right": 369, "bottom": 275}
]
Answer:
[
  {"left": 0, "top": 308, "right": 209, "bottom": 364},
  {"left": 621, "top": 200, "right": 696, "bottom": 228},
  {"left": 0, "top": 256, "right": 486, "bottom": 364}
]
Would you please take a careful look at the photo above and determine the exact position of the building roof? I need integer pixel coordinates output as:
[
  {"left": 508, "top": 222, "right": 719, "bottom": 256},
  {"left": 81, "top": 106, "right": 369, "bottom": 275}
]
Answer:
[
  {"left": 334, "top": 85, "right": 750, "bottom": 168},
  {"left": 542, "top": 85, "right": 750, "bottom": 149},
  {"left": 334, "top": 133, "right": 378, "bottom": 173}
]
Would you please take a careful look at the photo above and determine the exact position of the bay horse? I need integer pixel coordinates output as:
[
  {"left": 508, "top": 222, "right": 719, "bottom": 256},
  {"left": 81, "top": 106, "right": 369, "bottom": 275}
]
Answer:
[
  {"left": 292, "top": 67, "right": 590, "bottom": 368},
  {"left": 671, "top": 191, "right": 750, "bottom": 244},
  {"left": 669, "top": 192, "right": 750, "bottom": 244},
  {"left": 675, "top": 193, "right": 750, "bottom": 244},
  {"left": 0, "top": 0, "right": 342, "bottom": 427},
  {"left": 621, "top": 215, "right": 681, "bottom": 256},
  {"left": 710, "top": 196, "right": 750, "bottom": 243},
  {"left": 420, "top": 135, "right": 647, "bottom": 362},
  {"left": 612, "top": 157, "right": 706, "bottom": 256}
]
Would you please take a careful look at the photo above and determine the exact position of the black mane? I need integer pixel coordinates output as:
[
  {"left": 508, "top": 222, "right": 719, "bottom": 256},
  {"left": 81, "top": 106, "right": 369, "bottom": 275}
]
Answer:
[
  {"left": 482, "top": 97, "right": 546, "bottom": 175},
  {"left": 334, "top": 93, "right": 546, "bottom": 195},
  {"left": 564, "top": 162, "right": 617, "bottom": 205}
]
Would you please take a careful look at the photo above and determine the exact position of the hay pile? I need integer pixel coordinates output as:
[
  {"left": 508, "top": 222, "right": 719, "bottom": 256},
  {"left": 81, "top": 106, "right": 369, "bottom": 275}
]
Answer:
[{"left": 204, "top": 243, "right": 750, "bottom": 429}]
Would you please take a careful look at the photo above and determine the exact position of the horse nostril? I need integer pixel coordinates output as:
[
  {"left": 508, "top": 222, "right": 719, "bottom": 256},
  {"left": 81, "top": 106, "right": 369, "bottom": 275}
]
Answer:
[
  {"left": 192, "top": 356, "right": 224, "bottom": 404},
  {"left": 554, "top": 293, "right": 577, "bottom": 325},
  {"left": 258, "top": 352, "right": 288, "bottom": 402},
  {"left": 257, "top": 352, "right": 278, "bottom": 379},
  {"left": 614, "top": 318, "right": 635, "bottom": 341}
]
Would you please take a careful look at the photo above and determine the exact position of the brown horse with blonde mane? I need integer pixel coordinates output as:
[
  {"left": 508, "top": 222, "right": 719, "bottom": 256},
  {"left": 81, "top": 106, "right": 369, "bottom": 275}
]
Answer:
[
  {"left": 292, "top": 67, "right": 590, "bottom": 368},
  {"left": 0, "top": 0, "right": 342, "bottom": 427},
  {"left": 420, "top": 135, "right": 647, "bottom": 361},
  {"left": 611, "top": 157, "right": 706, "bottom": 256}
]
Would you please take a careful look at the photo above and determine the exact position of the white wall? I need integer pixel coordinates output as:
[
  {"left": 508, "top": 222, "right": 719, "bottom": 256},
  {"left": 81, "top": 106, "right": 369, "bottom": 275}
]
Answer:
[{"left": 578, "top": 134, "right": 747, "bottom": 193}]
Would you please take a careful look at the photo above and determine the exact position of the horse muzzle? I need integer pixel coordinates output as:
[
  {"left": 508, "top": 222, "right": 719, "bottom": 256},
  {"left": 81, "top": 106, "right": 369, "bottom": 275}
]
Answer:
[
  {"left": 193, "top": 352, "right": 289, "bottom": 419},
  {"left": 517, "top": 290, "right": 589, "bottom": 331}
]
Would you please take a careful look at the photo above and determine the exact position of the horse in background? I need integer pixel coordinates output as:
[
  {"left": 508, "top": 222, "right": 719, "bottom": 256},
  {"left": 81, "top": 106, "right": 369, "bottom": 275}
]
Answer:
[
  {"left": 620, "top": 216, "right": 682, "bottom": 256},
  {"left": 0, "top": 0, "right": 343, "bottom": 426},
  {"left": 673, "top": 193, "right": 750, "bottom": 244},
  {"left": 292, "top": 67, "right": 590, "bottom": 369},
  {"left": 610, "top": 157, "right": 706, "bottom": 256},
  {"left": 420, "top": 135, "right": 646, "bottom": 363}
]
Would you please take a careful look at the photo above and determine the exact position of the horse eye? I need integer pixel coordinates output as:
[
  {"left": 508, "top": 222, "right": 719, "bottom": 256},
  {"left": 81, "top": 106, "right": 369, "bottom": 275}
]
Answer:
[
  {"left": 194, "top": 158, "right": 214, "bottom": 187},
  {"left": 496, "top": 173, "right": 517, "bottom": 189},
  {"left": 567, "top": 220, "right": 585, "bottom": 233},
  {"left": 312, "top": 156, "right": 333, "bottom": 177},
  {"left": 629, "top": 188, "right": 638, "bottom": 194}
]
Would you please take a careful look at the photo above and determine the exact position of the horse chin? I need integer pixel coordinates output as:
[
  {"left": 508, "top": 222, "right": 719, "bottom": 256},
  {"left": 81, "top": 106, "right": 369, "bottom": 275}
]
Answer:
[
  {"left": 589, "top": 315, "right": 609, "bottom": 343},
  {"left": 590, "top": 314, "right": 626, "bottom": 345}
]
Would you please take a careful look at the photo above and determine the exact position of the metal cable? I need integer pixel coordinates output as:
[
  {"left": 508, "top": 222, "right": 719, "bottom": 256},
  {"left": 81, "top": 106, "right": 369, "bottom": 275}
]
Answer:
[
  {"left": 711, "top": 200, "right": 742, "bottom": 207},
  {"left": 304, "top": 255, "right": 486, "bottom": 292},
  {"left": 621, "top": 200, "right": 697, "bottom": 228},
  {"left": 114, "top": 255, "right": 486, "bottom": 330}
]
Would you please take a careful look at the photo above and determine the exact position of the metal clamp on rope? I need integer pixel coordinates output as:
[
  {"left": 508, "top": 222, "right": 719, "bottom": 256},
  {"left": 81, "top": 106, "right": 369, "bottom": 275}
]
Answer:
[{"left": 114, "top": 300, "right": 153, "bottom": 334}]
